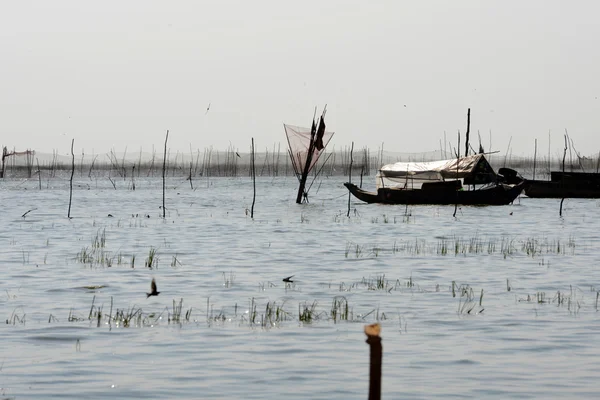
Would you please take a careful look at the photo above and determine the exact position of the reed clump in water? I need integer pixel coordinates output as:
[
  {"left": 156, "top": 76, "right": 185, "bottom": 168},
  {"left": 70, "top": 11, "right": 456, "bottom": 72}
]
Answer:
[
  {"left": 6, "top": 308, "right": 26, "bottom": 325},
  {"left": 75, "top": 229, "right": 139, "bottom": 268},
  {"left": 168, "top": 298, "right": 192, "bottom": 324},
  {"left": 345, "top": 235, "right": 581, "bottom": 259},
  {"left": 145, "top": 247, "right": 158, "bottom": 269},
  {"left": 451, "top": 282, "right": 485, "bottom": 315},
  {"left": 517, "top": 286, "right": 582, "bottom": 315}
]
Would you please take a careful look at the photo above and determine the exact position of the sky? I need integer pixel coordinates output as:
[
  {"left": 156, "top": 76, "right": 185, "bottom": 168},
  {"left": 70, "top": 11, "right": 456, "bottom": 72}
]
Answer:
[{"left": 1, "top": 0, "right": 599, "bottom": 158}]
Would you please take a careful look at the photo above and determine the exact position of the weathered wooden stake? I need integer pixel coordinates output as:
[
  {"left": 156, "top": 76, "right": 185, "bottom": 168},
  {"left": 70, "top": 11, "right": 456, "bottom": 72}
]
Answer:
[
  {"left": 251, "top": 138, "right": 256, "bottom": 218},
  {"left": 559, "top": 134, "right": 567, "bottom": 216},
  {"left": 347, "top": 141, "right": 354, "bottom": 217},
  {"left": 68, "top": 139, "right": 75, "bottom": 218},
  {"left": 533, "top": 138, "right": 537, "bottom": 180},
  {"left": 132, "top": 165, "right": 136, "bottom": 191},
  {"left": 453, "top": 132, "right": 460, "bottom": 218},
  {"left": 365, "top": 323, "right": 382, "bottom": 400},
  {"left": 36, "top": 158, "right": 41, "bottom": 190},
  {"left": 0, "top": 146, "right": 6, "bottom": 178},
  {"left": 162, "top": 130, "right": 169, "bottom": 218},
  {"left": 464, "top": 108, "right": 470, "bottom": 157}
]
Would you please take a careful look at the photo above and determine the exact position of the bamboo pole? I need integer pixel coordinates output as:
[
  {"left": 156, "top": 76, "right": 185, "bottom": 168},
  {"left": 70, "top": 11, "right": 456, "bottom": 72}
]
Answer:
[
  {"left": 560, "top": 134, "right": 567, "bottom": 217},
  {"left": 162, "top": 130, "right": 169, "bottom": 219},
  {"left": 68, "top": 139, "right": 75, "bottom": 218},
  {"left": 131, "top": 165, "right": 136, "bottom": 190},
  {"left": 347, "top": 141, "right": 354, "bottom": 217},
  {"left": 251, "top": 138, "right": 256, "bottom": 219},
  {"left": 464, "top": 108, "right": 470, "bottom": 157},
  {"left": 533, "top": 139, "right": 537, "bottom": 180},
  {"left": 453, "top": 132, "right": 460, "bottom": 218},
  {"left": 36, "top": 158, "right": 41, "bottom": 190}
]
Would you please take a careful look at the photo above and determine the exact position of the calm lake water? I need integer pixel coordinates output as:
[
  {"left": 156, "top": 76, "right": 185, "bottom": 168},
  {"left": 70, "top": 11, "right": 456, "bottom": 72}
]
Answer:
[{"left": 1, "top": 175, "right": 600, "bottom": 399}]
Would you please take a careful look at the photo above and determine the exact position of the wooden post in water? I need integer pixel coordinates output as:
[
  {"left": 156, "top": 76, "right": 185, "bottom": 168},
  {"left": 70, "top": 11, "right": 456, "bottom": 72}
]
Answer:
[
  {"left": 453, "top": 132, "right": 460, "bottom": 218},
  {"left": 464, "top": 108, "right": 470, "bottom": 157},
  {"left": 68, "top": 139, "right": 75, "bottom": 218},
  {"left": 162, "top": 130, "right": 169, "bottom": 219},
  {"left": 36, "top": 158, "right": 41, "bottom": 190},
  {"left": 0, "top": 146, "right": 6, "bottom": 178},
  {"left": 533, "top": 138, "right": 537, "bottom": 181},
  {"left": 347, "top": 141, "right": 354, "bottom": 217},
  {"left": 559, "top": 134, "right": 567, "bottom": 216},
  {"left": 251, "top": 138, "right": 256, "bottom": 218},
  {"left": 132, "top": 165, "right": 136, "bottom": 191},
  {"left": 365, "top": 323, "right": 382, "bottom": 400}
]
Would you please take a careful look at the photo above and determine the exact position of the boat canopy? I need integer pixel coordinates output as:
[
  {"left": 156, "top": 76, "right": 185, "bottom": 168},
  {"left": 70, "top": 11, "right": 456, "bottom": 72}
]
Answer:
[{"left": 376, "top": 154, "right": 497, "bottom": 189}]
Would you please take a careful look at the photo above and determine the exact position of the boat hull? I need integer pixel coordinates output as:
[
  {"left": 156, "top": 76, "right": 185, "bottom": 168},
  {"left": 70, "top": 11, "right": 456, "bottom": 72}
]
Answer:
[
  {"left": 524, "top": 180, "right": 600, "bottom": 198},
  {"left": 344, "top": 182, "right": 524, "bottom": 205}
]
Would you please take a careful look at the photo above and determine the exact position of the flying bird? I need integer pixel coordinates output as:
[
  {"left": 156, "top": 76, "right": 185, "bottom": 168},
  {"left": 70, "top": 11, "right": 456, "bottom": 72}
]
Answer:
[
  {"left": 283, "top": 275, "right": 294, "bottom": 283},
  {"left": 236, "top": 152, "right": 241, "bottom": 158},
  {"left": 147, "top": 278, "right": 160, "bottom": 298},
  {"left": 205, "top": 102, "right": 211, "bottom": 115}
]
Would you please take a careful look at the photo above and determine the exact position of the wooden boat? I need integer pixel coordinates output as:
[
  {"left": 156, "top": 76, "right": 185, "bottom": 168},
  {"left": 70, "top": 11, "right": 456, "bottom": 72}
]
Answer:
[
  {"left": 345, "top": 153, "right": 524, "bottom": 205},
  {"left": 344, "top": 181, "right": 524, "bottom": 205},
  {"left": 524, "top": 171, "right": 600, "bottom": 198}
]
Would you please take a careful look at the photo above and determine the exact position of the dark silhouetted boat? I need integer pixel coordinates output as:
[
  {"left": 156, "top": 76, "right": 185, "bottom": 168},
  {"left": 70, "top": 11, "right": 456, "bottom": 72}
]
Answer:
[
  {"left": 345, "top": 154, "right": 524, "bottom": 205},
  {"left": 524, "top": 171, "right": 600, "bottom": 198}
]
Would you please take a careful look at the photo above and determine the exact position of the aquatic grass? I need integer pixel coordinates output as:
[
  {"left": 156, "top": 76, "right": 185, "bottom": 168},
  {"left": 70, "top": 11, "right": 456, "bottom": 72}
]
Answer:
[
  {"left": 171, "top": 255, "right": 182, "bottom": 268},
  {"left": 455, "top": 284, "right": 484, "bottom": 315},
  {"left": 299, "top": 300, "right": 319, "bottom": 323},
  {"left": 222, "top": 271, "right": 235, "bottom": 287},
  {"left": 331, "top": 296, "right": 351, "bottom": 322},
  {"left": 347, "top": 235, "right": 583, "bottom": 259},
  {"left": 68, "top": 308, "right": 85, "bottom": 322},
  {"left": 517, "top": 286, "right": 583, "bottom": 315},
  {"left": 359, "top": 274, "right": 406, "bottom": 293},
  {"left": 92, "top": 228, "right": 106, "bottom": 249},
  {"left": 113, "top": 306, "right": 145, "bottom": 327},
  {"left": 168, "top": 298, "right": 192, "bottom": 324},
  {"left": 258, "top": 281, "right": 277, "bottom": 291},
  {"left": 344, "top": 241, "right": 364, "bottom": 258},
  {"left": 6, "top": 308, "right": 26, "bottom": 325},
  {"left": 145, "top": 247, "right": 158, "bottom": 269},
  {"left": 75, "top": 229, "right": 119, "bottom": 267},
  {"left": 263, "top": 300, "right": 291, "bottom": 327}
]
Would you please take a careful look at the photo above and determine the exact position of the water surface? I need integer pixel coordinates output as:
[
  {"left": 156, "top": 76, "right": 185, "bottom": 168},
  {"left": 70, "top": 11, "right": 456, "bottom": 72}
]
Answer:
[{"left": 1, "top": 176, "right": 599, "bottom": 399}]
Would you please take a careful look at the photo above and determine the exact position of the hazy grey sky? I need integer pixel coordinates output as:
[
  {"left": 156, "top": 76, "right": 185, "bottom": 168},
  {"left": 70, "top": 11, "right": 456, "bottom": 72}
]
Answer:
[{"left": 2, "top": 1, "right": 599, "bottom": 157}]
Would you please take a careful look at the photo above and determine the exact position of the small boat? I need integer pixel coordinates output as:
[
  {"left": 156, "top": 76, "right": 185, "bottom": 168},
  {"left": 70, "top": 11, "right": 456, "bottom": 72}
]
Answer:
[
  {"left": 344, "top": 181, "right": 524, "bottom": 205},
  {"left": 345, "top": 153, "right": 524, "bottom": 206},
  {"left": 524, "top": 171, "right": 600, "bottom": 198}
]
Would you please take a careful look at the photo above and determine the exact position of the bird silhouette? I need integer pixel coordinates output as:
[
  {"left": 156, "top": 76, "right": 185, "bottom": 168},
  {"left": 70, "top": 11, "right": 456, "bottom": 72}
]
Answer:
[
  {"left": 283, "top": 275, "right": 294, "bottom": 283},
  {"left": 147, "top": 278, "right": 160, "bottom": 298},
  {"left": 236, "top": 152, "right": 241, "bottom": 158},
  {"left": 205, "top": 102, "right": 211, "bottom": 115}
]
